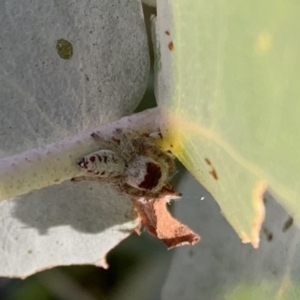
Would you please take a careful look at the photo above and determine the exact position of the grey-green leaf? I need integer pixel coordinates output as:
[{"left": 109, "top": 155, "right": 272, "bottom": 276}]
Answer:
[{"left": 0, "top": 0, "right": 148, "bottom": 277}]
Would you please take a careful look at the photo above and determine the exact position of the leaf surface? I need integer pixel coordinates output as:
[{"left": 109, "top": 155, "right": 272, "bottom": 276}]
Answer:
[
  {"left": 154, "top": 0, "right": 300, "bottom": 247},
  {"left": 0, "top": 0, "right": 149, "bottom": 277}
]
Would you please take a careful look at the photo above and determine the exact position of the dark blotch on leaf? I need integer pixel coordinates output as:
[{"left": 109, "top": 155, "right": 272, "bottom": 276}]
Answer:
[
  {"left": 282, "top": 216, "right": 293, "bottom": 232},
  {"left": 210, "top": 169, "right": 218, "bottom": 180},
  {"left": 205, "top": 158, "right": 212, "bottom": 166},
  {"left": 205, "top": 158, "right": 218, "bottom": 180},
  {"left": 168, "top": 41, "right": 174, "bottom": 51},
  {"left": 263, "top": 227, "right": 273, "bottom": 241},
  {"left": 112, "top": 137, "right": 121, "bottom": 145},
  {"left": 56, "top": 39, "right": 73, "bottom": 60}
]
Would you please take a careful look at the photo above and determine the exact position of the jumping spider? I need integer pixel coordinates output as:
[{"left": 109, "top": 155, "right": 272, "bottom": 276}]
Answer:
[{"left": 72, "top": 129, "right": 179, "bottom": 199}]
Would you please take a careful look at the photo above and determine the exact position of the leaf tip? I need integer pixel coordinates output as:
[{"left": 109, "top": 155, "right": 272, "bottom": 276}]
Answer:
[
  {"left": 251, "top": 181, "right": 267, "bottom": 248},
  {"left": 95, "top": 257, "right": 109, "bottom": 269}
]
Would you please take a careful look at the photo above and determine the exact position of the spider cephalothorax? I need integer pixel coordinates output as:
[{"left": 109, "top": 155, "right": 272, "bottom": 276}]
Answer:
[{"left": 73, "top": 129, "right": 177, "bottom": 199}]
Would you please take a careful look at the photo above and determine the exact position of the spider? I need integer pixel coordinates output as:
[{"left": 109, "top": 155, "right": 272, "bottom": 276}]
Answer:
[{"left": 72, "top": 129, "right": 179, "bottom": 199}]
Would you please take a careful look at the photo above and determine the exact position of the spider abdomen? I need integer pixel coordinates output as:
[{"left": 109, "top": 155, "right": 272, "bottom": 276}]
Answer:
[
  {"left": 78, "top": 150, "right": 126, "bottom": 177},
  {"left": 125, "top": 156, "right": 167, "bottom": 192}
]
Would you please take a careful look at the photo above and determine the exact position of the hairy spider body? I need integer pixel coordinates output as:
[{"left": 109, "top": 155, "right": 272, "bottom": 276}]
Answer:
[
  {"left": 73, "top": 129, "right": 177, "bottom": 199},
  {"left": 125, "top": 155, "right": 167, "bottom": 192},
  {"left": 78, "top": 150, "right": 126, "bottom": 177}
]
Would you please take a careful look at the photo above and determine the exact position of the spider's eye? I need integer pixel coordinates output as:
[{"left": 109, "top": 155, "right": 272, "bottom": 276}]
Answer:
[{"left": 77, "top": 158, "right": 86, "bottom": 168}]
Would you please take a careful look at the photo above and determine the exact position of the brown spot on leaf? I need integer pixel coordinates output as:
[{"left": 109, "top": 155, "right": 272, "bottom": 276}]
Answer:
[
  {"left": 205, "top": 158, "right": 211, "bottom": 165},
  {"left": 210, "top": 169, "right": 218, "bottom": 180},
  {"left": 282, "top": 216, "right": 293, "bottom": 232},
  {"left": 165, "top": 30, "right": 170, "bottom": 35},
  {"left": 168, "top": 41, "right": 174, "bottom": 51},
  {"left": 263, "top": 227, "right": 273, "bottom": 241},
  {"left": 138, "top": 162, "right": 162, "bottom": 190},
  {"left": 204, "top": 158, "right": 218, "bottom": 180}
]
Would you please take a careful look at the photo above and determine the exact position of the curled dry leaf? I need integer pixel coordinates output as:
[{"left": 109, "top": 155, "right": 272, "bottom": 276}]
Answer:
[{"left": 131, "top": 186, "right": 200, "bottom": 249}]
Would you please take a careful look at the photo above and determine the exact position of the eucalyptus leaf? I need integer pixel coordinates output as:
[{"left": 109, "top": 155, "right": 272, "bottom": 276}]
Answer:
[
  {"left": 0, "top": 0, "right": 149, "bottom": 277},
  {"left": 0, "top": 0, "right": 149, "bottom": 156},
  {"left": 154, "top": 0, "right": 300, "bottom": 247}
]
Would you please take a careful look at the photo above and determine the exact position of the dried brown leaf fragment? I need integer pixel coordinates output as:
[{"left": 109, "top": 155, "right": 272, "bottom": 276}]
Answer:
[{"left": 131, "top": 189, "right": 200, "bottom": 249}]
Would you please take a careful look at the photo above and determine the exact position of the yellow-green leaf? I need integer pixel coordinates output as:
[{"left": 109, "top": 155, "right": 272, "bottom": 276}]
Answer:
[{"left": 154, "top": 0, "right": 300, "bottom": 247}]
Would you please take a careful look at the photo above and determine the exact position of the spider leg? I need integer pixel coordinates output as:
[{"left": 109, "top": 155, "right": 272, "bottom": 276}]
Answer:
[
  {"left": 148, "top": 132, "right": 163, "bottom": 140},
  {"left": 118, "top": 184, "right": 149, "bottom": 198},
  {"left": 72, "top": 175, "right": 138, "bottom": 196},
  {"left": 71, "top": 176, "right": 115, "bottom": 183},
  {"left": 152, "top": 148, "right": 176, "bottom": 174},
  {"left": 122, "top": 182, "right": 181, "bottom": 201},
  {"left": 160, "top": 182, "right": 182, "bottom": 199},
  {"left": 90, "top": 130, "right": 135, "bottom": 162},
  {"left": 91, "top": 129, "right": 133, "bottom": 158},
  {"left": 103, "top": 179, "right": 156, "bottom": 199},
  {"left": 90, "top": 132, "right": 118, "bottom": 151},
  {"left": 72, "top": 176, "right": 154, "bottom": 199},
  {"left": 112, "top": 128, "right": 136, "bottom": 161},
  {"left": 134, "top": 131, "right": 163, "bottom": 145},
  {"left": 73, "top": 173, "right": 147, "bottom": 196}
]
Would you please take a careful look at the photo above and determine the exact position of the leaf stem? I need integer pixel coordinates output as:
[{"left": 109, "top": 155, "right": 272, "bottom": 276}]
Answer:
[{"left": 0, "top": 108, "right": 160, "bottom": 202}]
